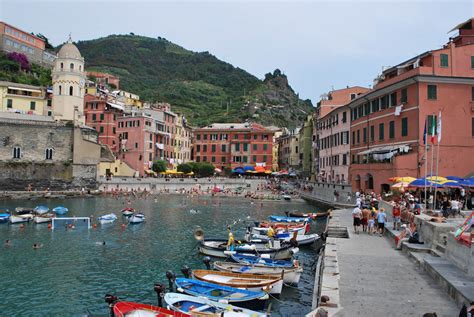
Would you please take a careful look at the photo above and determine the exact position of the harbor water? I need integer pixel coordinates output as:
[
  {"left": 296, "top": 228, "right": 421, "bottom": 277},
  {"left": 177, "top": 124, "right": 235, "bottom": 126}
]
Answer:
[{"left": 0, "top": 195, "right": 326, "bottom": 316}]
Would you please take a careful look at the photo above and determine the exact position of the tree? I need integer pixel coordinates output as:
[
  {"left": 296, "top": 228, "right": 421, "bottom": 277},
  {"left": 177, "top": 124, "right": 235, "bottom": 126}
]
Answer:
[
  {"left": 35, "top": 33, "right": 54, "bottom": 50},
  {"left": 177, "top": 163, "right": 192, "bottom": 174},
  {"left": 7, "top": 52, "right": 30, "bottom": 71},
  {"left": 197, "top": 162, "right": 215, "bottom": 177},
  {"left": 152, "top": 160, "right": 167, "bottom": 173}
]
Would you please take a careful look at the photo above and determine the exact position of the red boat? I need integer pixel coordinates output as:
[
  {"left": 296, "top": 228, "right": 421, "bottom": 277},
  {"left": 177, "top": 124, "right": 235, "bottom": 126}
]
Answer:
[{"left": 113, "top": 301, "right": 190, "bottom": 317}]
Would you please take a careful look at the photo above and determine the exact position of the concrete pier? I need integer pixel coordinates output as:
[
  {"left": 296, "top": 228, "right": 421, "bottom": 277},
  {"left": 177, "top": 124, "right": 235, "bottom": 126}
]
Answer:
[{"left": 308, "top": 208, "right": 459, "bottom": 317}]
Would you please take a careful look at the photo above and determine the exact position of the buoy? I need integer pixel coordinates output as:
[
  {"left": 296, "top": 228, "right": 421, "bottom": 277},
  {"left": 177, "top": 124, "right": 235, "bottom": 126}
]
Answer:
[
  {"left": 19, "top": 224, "right": 25, "bottom": 229},
  {"left": 47, "top": 224, "right": 52, "bottom": 229},
  {"left": 121, "top": 224, "right": 126, "bottom": 229},
  {"left": 92, "top": 224, "right": 97, "bottom": 229},
  {"left": 68, "top": 224, "right": 73, "bottom": 229}
]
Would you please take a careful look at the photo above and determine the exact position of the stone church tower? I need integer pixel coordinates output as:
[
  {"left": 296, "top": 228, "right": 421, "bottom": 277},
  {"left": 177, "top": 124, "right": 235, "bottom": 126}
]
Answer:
[{"left": 52, "top": 36, "right": 85, "bottom": 124}]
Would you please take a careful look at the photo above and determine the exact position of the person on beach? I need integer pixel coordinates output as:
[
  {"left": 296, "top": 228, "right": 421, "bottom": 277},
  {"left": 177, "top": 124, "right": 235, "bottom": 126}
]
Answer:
[
  {"left": 361, "top": 207, "right": 369, "bottom": 233},
  {"left": 392, "top": 203, "right": 401, "bottom": 231},
  {"left": 352, "top": 206, "right": 362, "bottom": 234},
  {"left": 377, "top": 208, "right": 387, "bottom": 236}
]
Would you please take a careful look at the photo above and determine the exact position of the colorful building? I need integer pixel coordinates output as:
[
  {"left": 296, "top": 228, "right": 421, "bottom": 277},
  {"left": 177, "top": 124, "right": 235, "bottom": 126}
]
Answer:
[
  {"left": 0, "top": 21, "right": 56, "bottom": 67},
  {"left": 272, "top": 129, "right": 283, "bottom": 171},
  {"left": 349, "top": 18, "right": 474, "bottom": 193},
  {"left": 86, "top": 71, "right": 120, "bottom": 89},
  {"left": 193, "top": 123, "right": 275, "bottom": 171},
  {"left": 300, "top": 115, "right": 314, "bottom": 178},
  {"left": 277, "top": 128, "right": 300, "bottom": 171},
  {"left": 0, "top": 80, "right": 49, "bottom": 116},
  {"left": 315, "top": 87, "right": 369, "bottom": 183},
  {"left": 174, "top": 115, "right": 192, "bottom": 165}
]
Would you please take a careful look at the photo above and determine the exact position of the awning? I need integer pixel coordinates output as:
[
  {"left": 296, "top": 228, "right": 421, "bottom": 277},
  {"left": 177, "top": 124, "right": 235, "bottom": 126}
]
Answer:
[
  {"left": 358, "top": 144, "right": 411, "bottom": 155},
  {"left": 107, "top": 101, "right": 124, "bottom": 111},
  {"left": 8, "top": 86, "right": 41, "bottom": 93}
]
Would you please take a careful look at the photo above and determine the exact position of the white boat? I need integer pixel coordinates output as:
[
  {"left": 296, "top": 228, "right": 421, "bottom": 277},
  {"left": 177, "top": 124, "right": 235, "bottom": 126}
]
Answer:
[
  {"left": 214, "top": 261, "right": 303, "bottom": 285},
  {"left": 282, "top": 194, "right": 291, "bottom": 201},
  {"left": 98, "top": 213, "right": 118, "bottom": 224},
  {"left": 129, "top": 213, "right": 145, "bottom": 224},
  {"left": 34, "top": 213, "right": 55, "bottom": 224},
  {"left": 164, "top": 292, "right": 266, "bottom": 317},
  {"left": 33, "top": 205, "right": 49, "bottom": 215},
  {"left": 121, "top": 208, "right": 135, "bottom": 217},
  {"left": 251, "top": 233, "right": 319, "bottom": 246},
  {"left": 10, "top": 214, "right": 34, "bottom": 224},
  {"left": 251, "top": 226, "right": 306, "bottom": 236}
]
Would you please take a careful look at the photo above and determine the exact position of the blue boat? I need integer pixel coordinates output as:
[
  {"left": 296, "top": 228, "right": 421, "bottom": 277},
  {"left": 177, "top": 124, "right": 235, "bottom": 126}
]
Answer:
[
  {"left": 34, "top": 205, "right": 49, "bottom": 215},
  {"left": 0, "top": 213, "right": 10, "bottom": 223},
  {"left": 52, "top": 206, "right": 68, "bottom": 215},
  {"left": 268, "top": 215, "right": 310, "bottom": 223},
  {"left": 231, "top": 253, "right": 294, "bottom": 268},
  {"left": 175, "top": 278, "right": 268, "bottom": 310}
]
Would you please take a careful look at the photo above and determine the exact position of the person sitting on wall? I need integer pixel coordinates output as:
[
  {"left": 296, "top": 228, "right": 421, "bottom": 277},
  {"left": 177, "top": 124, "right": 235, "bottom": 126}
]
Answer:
[{"left": 396, "top": 224, "right": 412, "bottom": 249}]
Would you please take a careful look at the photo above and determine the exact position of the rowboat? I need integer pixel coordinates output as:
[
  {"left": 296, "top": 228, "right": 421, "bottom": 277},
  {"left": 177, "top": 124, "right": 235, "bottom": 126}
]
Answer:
[
  {"left": 214, "top": 261, "right": 303, "bottom": 285},
  {"left": 258, "top": 222, "right": 310, "bottom": 234},
  {"left": 112, "top": 301, "right": 189, "bottom": 317},
  {"left": 193, "top": 269, "right": 283, "bottom": 295},
  {"left": 268, "top": 215, "right": 311, "bottom": 223},
  {"left": 288, "top": 211, "right": 330, "bottom": 219},
  {"left": 121, "top": 207, "right": 135, "bottom": 217},
  {"left": 231, "top": 253, "right": 294, "bottom": 268},
  {"left": 10, "top": 214, "right": 34, "bottom": 224},
  {"left": 52, "top": 206, "right": 68, "bottom": 215},
  {"left": 15, "top": 207, "right": 34, "bottom": 215},
  {"left": 164, "top": 292, "right": 266, "bottom": 317},
  {"left": 198, "top": 239, "right": 298, "bottom": 260},
  {"left": 129, "top": 213, "right": 145, "bottom": 224},
  {"left": 98, "top": 213, "right": 118, "bottom": 224},
  {"left": 175, "top": 278, "right": 269, "bottom": 311},
  {"left": 251, "top": 225, "right": 306, "bottom": 236},
  {"left": 34, "top": 213, "right": 55, "bottom": 224},
  {"left": 251, "top": 233, "right": 319, "bottom": 246},
  {"left": 282, "top": 195, "right": 291, "bottom": 201},
  {"left": 34, "top": 205, "right": 49, "bottom": 215},
  {"left": 0, "top": 213, "right": 10, "bottom": 223}
]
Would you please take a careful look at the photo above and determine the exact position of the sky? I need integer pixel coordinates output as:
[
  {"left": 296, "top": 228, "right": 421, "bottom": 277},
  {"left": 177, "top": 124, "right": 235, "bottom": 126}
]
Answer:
[{"left": 1, "top": 0, "right": 473, "bottom": 104}]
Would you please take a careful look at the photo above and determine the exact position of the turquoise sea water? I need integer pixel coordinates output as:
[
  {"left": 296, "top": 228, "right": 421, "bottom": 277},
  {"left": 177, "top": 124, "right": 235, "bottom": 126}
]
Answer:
[{"left": 0, "top": 195, "right": 325, "bottom": 316}]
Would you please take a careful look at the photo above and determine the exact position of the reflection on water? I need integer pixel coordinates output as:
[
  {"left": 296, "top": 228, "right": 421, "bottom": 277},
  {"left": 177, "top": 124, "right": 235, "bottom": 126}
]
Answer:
[{"left": 0, "top": 195, "right": 325, "bottom": 316}]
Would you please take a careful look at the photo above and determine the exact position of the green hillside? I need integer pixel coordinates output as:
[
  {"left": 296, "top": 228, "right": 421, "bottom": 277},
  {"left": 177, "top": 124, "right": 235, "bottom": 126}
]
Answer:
[{"left": 76, "top": 34, "right": 312, "bottom": 127}]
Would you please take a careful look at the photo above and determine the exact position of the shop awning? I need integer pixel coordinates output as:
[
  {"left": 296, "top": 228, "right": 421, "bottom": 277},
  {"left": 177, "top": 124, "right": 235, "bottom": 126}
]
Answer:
[
  {"left": 107, "top": 101, "right": 124, "bottom": 111},
  {"left": 358, "top": 144, "right": 411, "bottom": 155}
]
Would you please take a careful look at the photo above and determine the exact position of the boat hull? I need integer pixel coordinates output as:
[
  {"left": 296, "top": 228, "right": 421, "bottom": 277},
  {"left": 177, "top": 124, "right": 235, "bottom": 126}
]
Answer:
[
  {"left": 113, "top": 301, "right": 188, "bottom": 317},
  {"left": 129, "top": 214, "right": 145, "bottom": 224},
  {"left": 289, "top": 211, "right": 329, "bottom": 219},
  {"left": 251, "top": 233, "right": 319, "bottom": 246},
  {"left": 34, "top": 215, "right": 53, "bottom": 223},
  {"left": 10, "top": 214, "right": 33, "bottom": 224}
]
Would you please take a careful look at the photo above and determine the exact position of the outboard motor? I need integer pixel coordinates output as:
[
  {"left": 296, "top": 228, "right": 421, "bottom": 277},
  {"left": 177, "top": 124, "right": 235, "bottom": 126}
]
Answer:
[
  {"left": 165, "top": 270, "right": 176, "bottom": 291},
  {"left": 154, "top": 283, "right": 165, "bottom": 307},
  {"left": 203, "top": 256, "right": 211, "bottom": 269},
  {"left": 104, "top": 294, "right": 118, "bottom": 317},
  {"left": 181, "top": 265, "right": 192, "bottom": 278}
]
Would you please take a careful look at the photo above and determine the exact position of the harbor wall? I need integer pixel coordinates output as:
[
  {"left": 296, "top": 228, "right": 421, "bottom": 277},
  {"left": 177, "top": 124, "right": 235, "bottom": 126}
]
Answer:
[{"left": 299, "top": 182, "right": 355, "bottom": 208}]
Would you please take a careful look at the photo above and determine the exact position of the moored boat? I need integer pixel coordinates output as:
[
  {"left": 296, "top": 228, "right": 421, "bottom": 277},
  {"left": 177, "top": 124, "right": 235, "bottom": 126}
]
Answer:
[
  {"left": 258, "top": 222, "right": 310, "bottom": 234},
  {"left": 175, "top": 278, "right": 269, "bottom": 311},
  {"left": 10, "top": 214, "right": 34, "bottom": 224},
  {"left": 129, "top": 213, "right": 145, "bottom": 224},
  {"left": 98, "top": 213, "right": 118, "bottom": 224},
  {"left": 282, "top": 194, "right": 291, "bottom": 201},
  {"left": 287, "top": 211, "right": 330, "bottom": 219},
  {"left": 121, "top": 207, "right": 135, "bottom": 217},
  {"left": 214, "top": 261, "right": 303, "bottom": 285},
  {"left": 231, "top": 253, "right": 295, "bottom": 268},
  {"left": 112, "top": 301, "right": 189, "bottom": 317},
  {"left": 193, "top": 269, "right": 283, "bottom": 295},
  {"left": 268, "top": 215, "right": 310, "bottom": 223},
  {"left": 251, "top": 233, "right": 319, "bottom": 246},
  {"left": 34, "top": 213, "right": 55, "bottom": 224},
  {"left": 52, "top": 206, "right": 68, "bottom": 215},
  {"left": 251, "top": 225, "right": 306, "bottom": 236},
  {"left": 34, "top": 205, "right": 49, "bottom": 215},
  {"left": 164, "top": 292, "right": 266, "bottom": 317},
  {"left": 0, "top": 213, "right": 10, "bottom": 223},
  {"left": 198, "top": 239, "right": 298, "bottom": 260},
  {"left": 15, "top": 207, "right": 34, "bottom": 215}
]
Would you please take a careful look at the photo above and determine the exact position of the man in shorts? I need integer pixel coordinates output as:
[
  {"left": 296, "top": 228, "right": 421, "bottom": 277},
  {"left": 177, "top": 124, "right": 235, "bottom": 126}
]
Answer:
[
  {"left": 377, "top": 208, "right": 387, "bottom": 236},
  {"left": 392, "top": 203, "right": 401, "bottom": 231},
  {"left": 352, "top": 206, "right": 362, "bottom": 234},
  {"left": 361, "top": 207, "right": 370, "bottom": 233}
]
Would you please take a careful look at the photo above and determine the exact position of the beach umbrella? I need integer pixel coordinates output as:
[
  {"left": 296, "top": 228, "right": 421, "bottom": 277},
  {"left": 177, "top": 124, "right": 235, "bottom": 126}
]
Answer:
[
  {"left": 426, "top": 176, "right": 448, "bottom": 183},
  {"left": 244, "top": 165, "right": 255, "bottom": 171},
  {"left": 446, "top": 176, "right": 464, "bottom": 181},
  {"left": 439, "top": 181, "right": 462, "bottom": 188},
  {"left": 459, "top": 178, "right": 474, "bottom": 187},
  {"left": 391, "top": 182, "right": 410, "bottom": 189},
  {"left": 408, "top": 178, "right": 434, "bottom": 188},
  {"left": 214, "top": 168, "right": 222, "bottom": 173},
  {"left": 390, "top": 176, "right": 416, "bottom": 183}
]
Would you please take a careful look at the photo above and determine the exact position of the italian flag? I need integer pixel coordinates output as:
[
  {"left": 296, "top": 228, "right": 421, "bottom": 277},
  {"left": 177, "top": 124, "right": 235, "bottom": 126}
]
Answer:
[{"left": 430, "top": 114, "right": 436, "bottom": 144}]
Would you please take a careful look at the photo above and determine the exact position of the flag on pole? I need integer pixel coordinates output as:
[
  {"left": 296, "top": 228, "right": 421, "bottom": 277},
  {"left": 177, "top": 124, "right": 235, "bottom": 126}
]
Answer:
[
  {"left": 437, "top": 111, "right": 442, "bottom": 143},
  {"left": 423, "top": 118, "right": 427, "bottom": 145},
  {"left": 430, "top": 115, "right": 436, "bottom": 144}
]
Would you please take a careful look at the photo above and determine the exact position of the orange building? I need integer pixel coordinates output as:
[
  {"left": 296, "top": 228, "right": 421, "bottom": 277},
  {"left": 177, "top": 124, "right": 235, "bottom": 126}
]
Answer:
[{"left": 349, "top": 18, "right": 474, "bottom": 194}]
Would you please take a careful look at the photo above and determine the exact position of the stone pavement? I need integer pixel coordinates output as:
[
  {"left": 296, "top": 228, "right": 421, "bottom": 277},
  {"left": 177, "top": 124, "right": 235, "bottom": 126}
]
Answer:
[{"left": 332, "top": 208, "right": 459, "bottom": 317}]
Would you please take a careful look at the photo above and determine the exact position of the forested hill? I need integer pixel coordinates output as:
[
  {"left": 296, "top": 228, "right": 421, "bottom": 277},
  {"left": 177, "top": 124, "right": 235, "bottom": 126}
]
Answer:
[{"left": 76, "top": 34, "right": 313, "bottom": 127}]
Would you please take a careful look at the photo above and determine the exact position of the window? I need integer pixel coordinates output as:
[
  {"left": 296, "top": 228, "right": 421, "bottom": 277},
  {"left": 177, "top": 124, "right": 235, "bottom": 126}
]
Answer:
[
  {"left": 203, "top": 156, "right": 207, "bottom": 162},
  {"left": 60, "top": 62, "right": 64, "bottom": 70},
  {"left": 370, "top": 125, "right": 375, "bottom": 142},
  {"left": 364, "top": 103, "right": 370, "bottom": 115},
  {"left": 30, "top": 101, "right": 35, "bottom": 110},
  {"left": 243, "top": 156, "right": 248, "bottom": 163},
  {"left": 390, "top": 92, "right": 397, "bottom": 107},
  {"left": 235, "top": 143, "right": 240, "bottom": 151},
  {"left": 253, "top": 144, "right": 257, "bottom": 151},
  {"left": 59, "top": 85, "right": 62, "bottom": 95},
  {"left": 70, "top": 63, "right": 74, "bottom": 70},
  {"left": 389, "top": 121, "right": 395, "bottom": 139},
  {"left": 352, "top": 131, "right": 356, "bottom": 145},
  {"left": 427, "top": 85, "right": 437, "bottom": 100},
  {"left": 263, "top": 155, "right": 267, "bottom": 162},
  {"left": 7, "top": 99, "right": 12, "bottom": 108},
  {"left": 92, "top": 114, "right": 96, "bottom": 121},
  {"left": 112, "top": 127, "right": 116, "bottom": 134},
  {"left": 135, "top": 142, "right": 138, "bottom": 149},
  {"left": 363, "top": 128, "right": 367, "bottom": 143},
  {"left": 263, "top": 144, "right": 268, "bottom": 151},
  {"left": 69, "top": 86, "right": 73, "bottom": 96},
  {"left": 440, "top": 54, "right": 448, "bottom": 67},
  {"left": 203, "top": 145, "right": 207, "bottom": 152},
  {"left": 401, "top": 88, "right": 407, "bottom": 103},
  {"left": 203, "top": 134, "right": 207, "bottom": 140},
  {"left": 221, "top": 144, "right": 226, "bottom": 152},
  {"left": 243, "top": 143, "right": 248, "bottom": 151},
  {"left": 371, "top": 99, "right": 379, "bottom": 112},
  {"left": 342, "top": 154, "right": 347, "bottom": 165},
  {"left": 222, "top": 157, "right": 226, "bottom": 163},
  {"left": 100, "top": 126, "right": 104, "bottom": 133},
  {"left": 379, "top": 123, "right": 385, "bottom": 140},
  {"left": 234, "top": 134, "right": 238, "bottom": 140},
  {"left": 471, "top": 56, "right": 474, "bottom": 69},
  {"left": 211, "top": 156, "right": 216, "bottom": 162},
  {"left": 13, "top": 147, "right": 21, "bottom": 159},
  {"left": 211, "top": 145, "right": 216, "bottom": 153},
  {"left": 253, "top": 155, "right": 257, "bottom": 162},
  {"left": 100, "top": 114, "right": 104, "bottom": 121},
  {"left": 356, "top": 130, "right": 360, "bottom": 144},
  {"left": 253, "top": 135, "right": 257, "bottom": 140},
  {"left": 342, "top": 111, "right": 347, "bottom": 123},
  {"left": 401, "top": 117, "right": 408, "bottom": 136},
  {"left": 472, "top": 117, "right": 474, "bottom": 137},
  {"left": 196, "top": 134, "right": 201, "bottom": 141},
  {"left": 196, "top": 145, "right": 200, "bottom": 152},
  {"left": 472, "top": 87, "right": 474, "bottom": 102},
  {"left": 380, "top": 95, "right": 388, "bottom": 109},
  {"left": 350, "top": 93, "right": 356, "bottom": 100},
  {"left": 196, "top": 156, "right": 200, "bottom": 162}
]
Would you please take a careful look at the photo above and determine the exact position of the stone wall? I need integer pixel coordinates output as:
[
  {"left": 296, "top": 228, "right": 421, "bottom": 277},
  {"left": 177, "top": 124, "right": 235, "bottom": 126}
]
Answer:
[
  {"left": 308, "top": 182, "right": 354, "bottom": 206},
  {"left": 445, "top": 232, "right": 474, "bottom": 276}
]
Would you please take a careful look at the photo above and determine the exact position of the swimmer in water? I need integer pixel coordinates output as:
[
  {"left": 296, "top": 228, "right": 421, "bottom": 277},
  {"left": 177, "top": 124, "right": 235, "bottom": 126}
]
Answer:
[
  {"left": 4, "top": 239, "right": 11, "bottom": 247},
  {"left": 33, "top": 243, "right": 43, "bottom": 249},
  {"left": 102, "top": 241, "right": 106, "bottom": 246}
]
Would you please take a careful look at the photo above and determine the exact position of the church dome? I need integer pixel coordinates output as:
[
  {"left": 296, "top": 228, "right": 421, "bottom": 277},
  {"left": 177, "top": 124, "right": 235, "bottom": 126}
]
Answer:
[{"left": 58, "top": 38, "right": 82, "bottom": 59}]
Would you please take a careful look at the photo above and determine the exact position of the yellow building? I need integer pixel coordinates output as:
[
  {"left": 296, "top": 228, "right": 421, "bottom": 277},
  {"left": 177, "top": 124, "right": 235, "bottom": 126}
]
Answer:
[
  {"left": 99, "top": 159, "right": 136, "bottom": 177},
  {"left": 115, "top": 90, "right": 143, "bottom": 108},
  {"left": 174, "top": 115, "right": 192, "bottom": 165},
  {"left": 0, "top": 80, "right": 48, "bottom": 116},
  {"left": 272, "top": 130, "right": 283, "bottom": 171}
]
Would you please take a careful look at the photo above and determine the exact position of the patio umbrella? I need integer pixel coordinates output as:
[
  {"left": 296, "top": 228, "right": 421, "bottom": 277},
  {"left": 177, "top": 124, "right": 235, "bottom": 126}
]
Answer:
[
  {"left": 438, "top": 181, "right": 462, "bottom": 188},
  {"left": 446, "top": 176, "right": 463, "bottom": 181},
  {"left": 390, "top": 176, "right": 416, "bottom": 183},
  {"left": 244, "top": 165, "right": 255, "bottom": 171},
  {"left": 391, "top": 182, "right": 410, "bottom": 189},
  {"left": 408, "top": 178, "right": 435, "bottom": 188},
  {"left": 458, "top": 178, "right": 474, "bottom": 187},
  {"left": 426, "top": 176, "right": 448, "bottom": 183},
  {"left": 214, "top": 168, "right": 222, "bottom": 173}
]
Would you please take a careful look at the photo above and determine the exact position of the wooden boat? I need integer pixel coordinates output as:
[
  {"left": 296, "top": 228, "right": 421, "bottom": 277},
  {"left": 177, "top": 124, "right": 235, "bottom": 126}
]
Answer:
[
  {"left": 231, "top": 253, "right": 294, "bottom": 268},
  {"left": 175, "top": 278, "right": 269, "bottom": 311},
  {"left": 198, "top": 239, "right": 298, "bottom": 260},
  {"left": 288, "top": 211, "right": 330, "bottom": 219},
  {"left": 10, "top": 214, "right": 34, "bottom": 224},
  {"left": 0, "top": 213, "right": 10, "bottom": 223},
  {"left": 251, "top": 233, "right": 319, "bottom": 246},
  {"left": 251, "top": 225, "right": 306, "bottom": 236},
  {"left": 193, "top": 269, "right": 283, "bottom": 295},
  {"left": 129, "top": 213, "right": 145, "bottom": 224},
  {"left": 121, "top": 207, "right": 135, "bottom": 217},
  {"left": 34, "top": 205, "right": 49, "bottom": 215},
  {"left": 15, "top": 207, "right": 34, "bottom": 215},
  {"left": 52, "top": 206, "right": 68, "bottom": 215},
  {"left": 268, "top": 215, "right": 311, "bottom": 223},
  {"left": 34, "top": 213, "right": 55, "bottom": 224},
  {"left": 164, "top": 292, "right": 266, "bottom": 317},
  {"left": 98, "top": 213, "right": 118, "bottom": 224},
  {"left": 112, "top": 301, "right": 189, "bottom": 317},
  {"left": 214, "top": 261, "right": 303, "bottom": 285},
  {"left": 258, "top": 222, "right": 310, "bottom": 234}
]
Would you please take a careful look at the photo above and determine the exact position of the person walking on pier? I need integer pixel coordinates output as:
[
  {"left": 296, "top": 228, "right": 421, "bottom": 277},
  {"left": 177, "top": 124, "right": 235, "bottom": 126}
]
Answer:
[
  {"left": 377, "top": 208, "right": 387, "bottom": 236},
  {"left": 352, "top": 206, "right": 362, "bottom": 234},
  {"left": 361, "top": 207, "right": 369, "bottom": 233}
]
